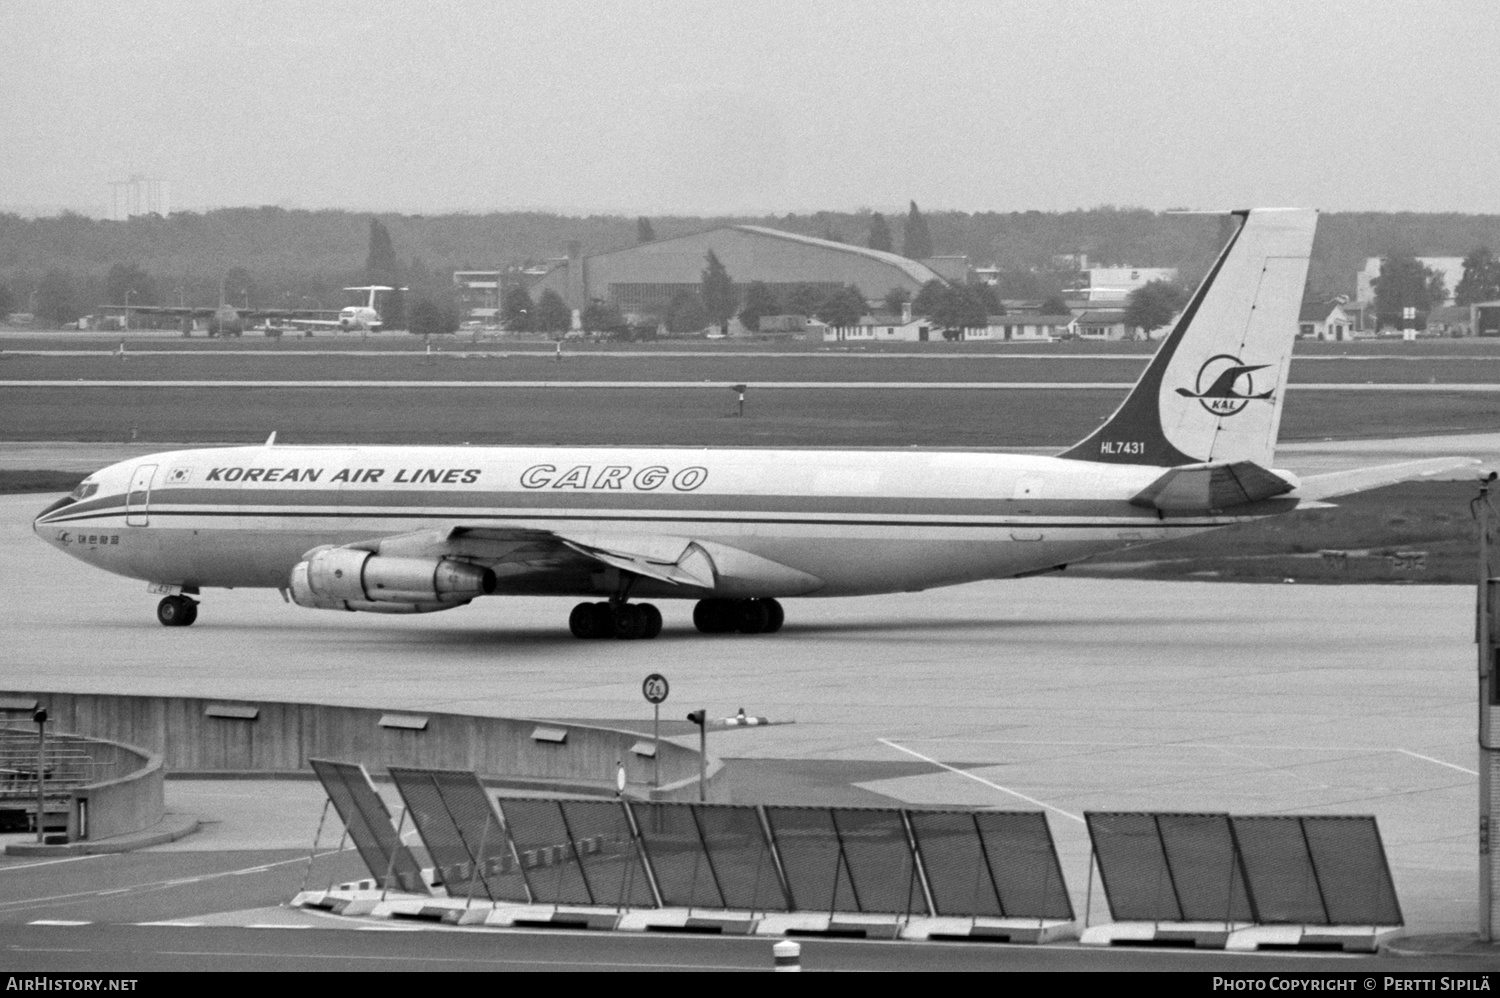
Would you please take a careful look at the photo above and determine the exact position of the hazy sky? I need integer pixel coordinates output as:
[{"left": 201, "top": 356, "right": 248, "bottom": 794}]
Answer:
[{"left": 4, "top": 0, "right": 1498, "bottom": 216}]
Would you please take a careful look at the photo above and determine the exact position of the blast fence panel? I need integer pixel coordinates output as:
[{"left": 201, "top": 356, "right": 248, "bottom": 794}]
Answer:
[
  {"left": 690, "top": 804, "right": 788, "bottom": 912},
  {"left": 631, "top": 802, "right": 725, "bottom": 909},
  {"left": 906, "top": 810, "right": 1002, "bottom": 918},
  {"left": 829, "top": 807, "right": 928, "bottom": 916},
  {"left": 308, "top": 758, "right": 426, "bottom": 895},
  {"left": 1297, "top": 816, "right": 1402, "bottom": 926},
  {"left": 493, "top": 797, "right": 593, "bottom": 906},
  {"left": 1086, "top": 812, "right": 1184, "bottom": 921},
  {"left": 555, "top": 799, "right": 655, "bottom": 909},
  {"left": 764, "top": 806, "right": 860, "bottom": 913},
  {"left": 973, "top": 811, "right": 1075, "bottom": 921},
  {"left": 387, "top": 767, "right": 521, "bottom": 902},
  {"left": 1229, "top": 816, "right": 1329, "bottom": 924},
  {"left": 1156, "top": 813, "right": 1253, "bottom": 923}
]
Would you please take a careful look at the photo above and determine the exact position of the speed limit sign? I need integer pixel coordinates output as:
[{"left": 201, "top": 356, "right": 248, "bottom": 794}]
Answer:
[{"left": 642, "top": 673, "right": 670, "bottom": 704}]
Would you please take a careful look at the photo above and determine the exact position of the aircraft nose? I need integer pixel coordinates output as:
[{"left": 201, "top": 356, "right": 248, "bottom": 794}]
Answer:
[{"left": 33, "top": 495, "right": 74, "bottom": 536}]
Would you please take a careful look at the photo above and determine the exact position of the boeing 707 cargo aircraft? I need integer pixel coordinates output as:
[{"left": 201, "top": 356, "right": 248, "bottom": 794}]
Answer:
[{"left": 34, "top": 209, "right": 1472, "bottom": 638}]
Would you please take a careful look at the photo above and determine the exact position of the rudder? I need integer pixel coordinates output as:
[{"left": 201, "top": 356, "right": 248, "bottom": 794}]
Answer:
[{"left": 1061, "top": 208, "right": 1317, "bottom": 467}]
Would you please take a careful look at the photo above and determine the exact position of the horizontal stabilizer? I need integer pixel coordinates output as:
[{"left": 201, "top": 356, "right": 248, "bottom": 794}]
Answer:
[
  {"left": 1295, "top": 457, "right": 1481, "bottom": 501},
  {"left": 1130, "top": 461, "right": 1297, "bottom": 513}
]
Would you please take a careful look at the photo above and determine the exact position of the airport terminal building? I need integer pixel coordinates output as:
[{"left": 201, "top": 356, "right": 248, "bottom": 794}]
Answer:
[{"left": 529, "top": 225, "right": 947, "bottom": 320}]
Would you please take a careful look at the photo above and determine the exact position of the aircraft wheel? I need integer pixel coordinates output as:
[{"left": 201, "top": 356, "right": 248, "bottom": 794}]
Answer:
[
  {"left": 157, "top": 596, "right": 197, "bottom": 627},
  {"left": 761, "top": 598, "right": 784, "bottom": 634},
  {"left": 613, "top": 604, "right": 647, "bottom": 640},
  {"left": 638, "top": 603, "right": 663, "bottom": 639},
  {"left": 737, "top": 599, "right": 771, "bottom": 634},
  {"left": 569, "top": 601, "right": 612, "bottom": 639},
  {"left": 693, "top": 599, "right": 734, "bottom": 634}
]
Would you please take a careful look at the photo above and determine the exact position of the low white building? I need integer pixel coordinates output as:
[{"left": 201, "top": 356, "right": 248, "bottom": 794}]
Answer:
[
  {"left": 825, "top": 317, "right": 935, "bottom": 342},
  {"left": 1299, "top": 301, "right": 1355, "bottom": 340},
  {"left": 976, "top": 314, "right": 1073, "bottom": 341}
]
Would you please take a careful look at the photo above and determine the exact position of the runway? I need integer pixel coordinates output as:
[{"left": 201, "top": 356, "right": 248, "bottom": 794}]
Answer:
[{"left": 0, "top": 492, "right": 1482, "bottom": 935}]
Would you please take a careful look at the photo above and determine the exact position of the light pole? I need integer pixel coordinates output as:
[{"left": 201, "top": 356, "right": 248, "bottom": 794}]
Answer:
[
  {"left": 33, "top": 707, "right": 47, "bottom": 843},
  {"left": 687, "top": 710, "right": 707, "bottom": 802}
]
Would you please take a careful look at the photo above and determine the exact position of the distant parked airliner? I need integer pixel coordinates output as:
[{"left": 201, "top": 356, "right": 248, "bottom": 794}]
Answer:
[{"left": 37, "top": 209, "right": 1472, "bottom": 638}]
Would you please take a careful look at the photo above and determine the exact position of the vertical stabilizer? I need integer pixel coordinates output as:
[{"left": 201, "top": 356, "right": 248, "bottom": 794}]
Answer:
[{"left": 1060, "top": 208, "right": 1317, "bottom": 467}]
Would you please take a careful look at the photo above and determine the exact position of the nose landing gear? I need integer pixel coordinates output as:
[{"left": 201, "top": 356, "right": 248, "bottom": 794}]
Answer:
[{"left": 156, "top": 595, "right": 199, "bottom": 627}]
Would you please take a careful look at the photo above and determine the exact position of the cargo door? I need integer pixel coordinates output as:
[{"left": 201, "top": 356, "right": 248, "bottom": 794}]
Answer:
[{"left": 125, "top": 464, "right": 157, "bottom": 527}]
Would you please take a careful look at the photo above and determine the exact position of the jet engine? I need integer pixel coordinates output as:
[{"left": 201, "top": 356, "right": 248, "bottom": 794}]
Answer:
[{"left": 288, "top": 546, "right": 496, "bottom": 614}]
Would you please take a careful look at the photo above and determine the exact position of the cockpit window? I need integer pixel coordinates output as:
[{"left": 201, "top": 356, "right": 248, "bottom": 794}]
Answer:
[{"left": 69, "top": 481, "right": 100, "bottom": 500}]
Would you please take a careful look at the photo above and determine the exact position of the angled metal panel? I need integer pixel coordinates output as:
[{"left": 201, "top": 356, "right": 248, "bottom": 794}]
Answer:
[
  {"left": 1230, "top": 816, "right": 1328, "bottom": 924},
  {"left": 556, "top": 799, "right": 655, "bottom": 909},
  {"left": 692, "top": 804, "right": 788, "bottom": 912},
  {"left": 907, "top": 810, "right": 1003, "bottom": 917},
  {"left": 387, "top": 767, "right": 522, "bottom": 902},
  {"left": 632, "top": 802, "right": 724, "bottom": 909},
  {"left": 1086, "top": 812, "right": 1181, "bottom": 922},
  {"left": 1157, "top": 813, "right": 1254, "bottom": 923},
  {"left": 829, "top": 807, "right": 927, "bottom": 915},
  {"left": 309, "top": 758, "right": 426, "bottom": 895},
  {"left": 764, "top": 806, "right": 859, "bottom": 913},
  {"left": 493, "top": 797, "right": 592, "bottom": 905},
  {"left": 975, "top": 810, "right": 1074, "bottom": 920},
  {"left": 1299, "top": 816, "right": 1403, "bottom": 926}
]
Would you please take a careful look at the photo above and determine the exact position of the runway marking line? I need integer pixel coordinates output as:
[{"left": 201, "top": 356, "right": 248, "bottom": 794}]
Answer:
[
  {"left": 0, "top": 854, "right": 104, "bottom": 872},
  {"left": 1397, "top": 748, "right": 1478, "bottom": 776},
  {"left": 878, "top": 738, "right": 1084, "bottom": 823},
  {"left": 903, "top": 737, "right": 1479, "bottom": 776},
  {"left": 28, "top": 919, "right": 90, "bottom": 926},
  {"left": 0, "top": 848, "right": 356, "bottom": 912},
  {"left": 135, "top": 921, "right": 206, "bottom": 927}
]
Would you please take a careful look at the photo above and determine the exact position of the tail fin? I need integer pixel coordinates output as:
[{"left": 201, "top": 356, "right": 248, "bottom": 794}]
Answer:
[{"left": 1060, "top": 208, "right": 1317, "bottom": 467}]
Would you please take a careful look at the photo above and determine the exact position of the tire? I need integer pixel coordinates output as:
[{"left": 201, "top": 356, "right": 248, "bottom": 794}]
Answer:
[
  {"left": 156, "top": 596, "right": 190, "bottom": 627},
  {"left": 694, "top": 598, "right": 736, "bottom": 634},
  {"left": 181, "top": 600, "right": 199, "bottom": 626},
  {"left": 761, "top": 598, "right": 784, "bottom": 633},
  {"left": 737, "top": 599, "right": 771, "bottom": 634},
  {"left": 613, "top": 604, "right": 646, "bottom": 640},
  {"left": 570, "top": 601, "right": 611, "bottom": 639},
  {"left": 639, "top": 603, "right": 663, "bottom": 639}
]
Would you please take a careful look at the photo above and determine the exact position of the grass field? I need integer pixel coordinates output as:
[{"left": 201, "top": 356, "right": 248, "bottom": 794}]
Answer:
[{"left": 2, "top": 385, "right": 1496, "bottom": 448}]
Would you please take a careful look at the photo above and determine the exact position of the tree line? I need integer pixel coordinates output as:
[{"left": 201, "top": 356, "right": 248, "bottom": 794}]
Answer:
[{"left": 7, "top": 203, "right": 1500, "bottom": 328}]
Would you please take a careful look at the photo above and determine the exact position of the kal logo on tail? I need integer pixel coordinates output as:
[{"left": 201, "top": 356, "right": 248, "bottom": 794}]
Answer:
[{"left": 1176, "top": 354, "right": 1276, "bottom": 416}]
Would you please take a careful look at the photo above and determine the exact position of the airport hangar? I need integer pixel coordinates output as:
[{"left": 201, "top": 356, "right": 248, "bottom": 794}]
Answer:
[{"left": 526, "top": 225, "right": 952, "bottom": 321}]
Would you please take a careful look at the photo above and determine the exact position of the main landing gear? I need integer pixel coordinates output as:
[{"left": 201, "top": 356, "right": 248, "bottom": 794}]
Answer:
[
  {"left": 156, "top": 595, "right": 199, "bottom": 627},
  {"left": 692, "top": 598, "right": 783, "bottom": 635},
  {"left": 569, "top": 601, "right": 664, "bottom": 640}
]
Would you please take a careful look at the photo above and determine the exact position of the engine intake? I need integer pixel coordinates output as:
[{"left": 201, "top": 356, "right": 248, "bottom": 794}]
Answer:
[{"left": 288, "top": 547, "right": 495, "bottom": 613}]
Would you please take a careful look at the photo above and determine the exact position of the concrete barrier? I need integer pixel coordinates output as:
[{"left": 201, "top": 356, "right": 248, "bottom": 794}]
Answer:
[
  {"left": 4, "top": 691, "right": 717, "bottom": 796},
  {"left": 67, "top": 737, "right": 165, "bottom": 841}
]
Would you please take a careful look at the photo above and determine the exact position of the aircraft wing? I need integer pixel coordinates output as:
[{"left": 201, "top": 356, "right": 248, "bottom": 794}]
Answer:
[
  {"left": 318, "top": 524, "right": 822, "bottom": 596},
  {"left": 1293, "top": 457, "right": 1482, "bottom": 502},
  {"left": 287, "top": 317, "right": 346, "bottom": 328}
]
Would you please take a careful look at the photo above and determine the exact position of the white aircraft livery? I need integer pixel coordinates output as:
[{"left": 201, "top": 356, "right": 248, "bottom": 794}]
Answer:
[{"left": 34, "top": 209, "right": 1472, "bottom": 638}]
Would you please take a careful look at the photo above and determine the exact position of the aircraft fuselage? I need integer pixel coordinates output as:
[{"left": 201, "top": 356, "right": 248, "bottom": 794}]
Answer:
[{"left": 34, "top": 443, "right": 1290, "bottom": 600}]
